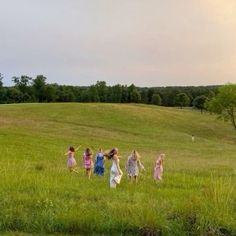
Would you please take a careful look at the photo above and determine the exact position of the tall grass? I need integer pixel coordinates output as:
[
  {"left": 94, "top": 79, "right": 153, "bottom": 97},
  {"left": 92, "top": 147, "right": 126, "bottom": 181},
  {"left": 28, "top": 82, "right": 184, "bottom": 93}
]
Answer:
[{"left": 0, "top": 103, "right": 235, "bottom": 235}]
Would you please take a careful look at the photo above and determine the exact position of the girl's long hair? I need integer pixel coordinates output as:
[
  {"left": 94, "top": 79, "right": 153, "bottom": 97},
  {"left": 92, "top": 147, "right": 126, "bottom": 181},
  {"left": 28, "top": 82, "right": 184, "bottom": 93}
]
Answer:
[
  {"left": 132, "top": 150, "right": 140, "bottom": 160},
  {"left": 85, "top": 148, "right": 92, "bottom": 156},
  {"left": 69, "top": 146, "right": 75, "bottom": 152},
  {"left": 105, "top": 147, "right": 118, "bottom": 159}
]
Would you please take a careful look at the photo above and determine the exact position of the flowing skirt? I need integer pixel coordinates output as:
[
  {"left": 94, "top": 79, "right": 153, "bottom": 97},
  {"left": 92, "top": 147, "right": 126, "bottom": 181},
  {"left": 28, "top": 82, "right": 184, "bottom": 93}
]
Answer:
[
  {"left": 67, "top": 157, "right": 77, "bottom": 168},
  {"left": 94, "top": 165, "right": 105, "bottom": 176},
  {"left": 154, "top": 166, "right": 163, "bottom": 181},
  {"left": 110, "top": 170, "right": 122, "bottom": 188}
]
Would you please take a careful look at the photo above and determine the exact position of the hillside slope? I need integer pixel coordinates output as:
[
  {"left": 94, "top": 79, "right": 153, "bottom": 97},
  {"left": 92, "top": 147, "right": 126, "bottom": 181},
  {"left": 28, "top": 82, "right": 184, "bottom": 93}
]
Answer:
[{"left": 0, "top": 103, "right": 235, "bottom": 235}]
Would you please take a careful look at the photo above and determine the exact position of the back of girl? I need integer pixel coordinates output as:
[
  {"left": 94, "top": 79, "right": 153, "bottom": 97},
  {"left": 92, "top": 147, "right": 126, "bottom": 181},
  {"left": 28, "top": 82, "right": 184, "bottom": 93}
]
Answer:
[
  {"left": 65, "top": 145, "right": 81, "bottom": 174},
  {"left": 105, "top": 148, "right": 123, "bottom": 188},
  {"left": 94, "top": 148, "right": 105, "bottom": 176},
  {"left": 154, "top": 153, "right": 165, "bottom": 182},
  {"left": 126, "top": 150, "right": 145, "bottom": 183},
  {"left": 83, "top": 148, "right": 93, "bottom": 179}
]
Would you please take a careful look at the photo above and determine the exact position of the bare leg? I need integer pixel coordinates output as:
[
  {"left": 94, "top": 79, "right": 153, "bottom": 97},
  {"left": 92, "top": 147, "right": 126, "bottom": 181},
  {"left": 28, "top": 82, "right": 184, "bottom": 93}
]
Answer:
[
  {"left": 88, "top": 169, "right": 91, "bottom": 179},
  {"left": 72, "top": 169, "right": 79, "bottom": 174}
]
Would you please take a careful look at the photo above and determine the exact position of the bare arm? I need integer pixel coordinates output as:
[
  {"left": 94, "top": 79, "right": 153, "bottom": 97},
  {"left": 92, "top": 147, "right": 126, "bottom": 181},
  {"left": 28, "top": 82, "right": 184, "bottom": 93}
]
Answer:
[
  {"left": 114, "top": 156, "right": 123, "bottom": 175},
  {"left": 138, "top": 160, "right": 145, "bottom": 170},
  {"left": 75, "top": 145, "right": 81, "bottom": 152}
]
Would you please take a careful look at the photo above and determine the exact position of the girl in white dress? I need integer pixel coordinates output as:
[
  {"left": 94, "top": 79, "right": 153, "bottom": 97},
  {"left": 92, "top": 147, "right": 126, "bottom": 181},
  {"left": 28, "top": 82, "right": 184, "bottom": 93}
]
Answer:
[{"left": 105, "top": 148, "right": 123, "bottom": 188}]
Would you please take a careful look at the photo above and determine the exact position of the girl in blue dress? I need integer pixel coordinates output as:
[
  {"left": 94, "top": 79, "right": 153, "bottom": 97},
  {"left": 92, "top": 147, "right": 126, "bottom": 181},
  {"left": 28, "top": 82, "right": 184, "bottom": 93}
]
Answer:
[{"left": 94, "top": 148, "right": 105, "bottom": 176}]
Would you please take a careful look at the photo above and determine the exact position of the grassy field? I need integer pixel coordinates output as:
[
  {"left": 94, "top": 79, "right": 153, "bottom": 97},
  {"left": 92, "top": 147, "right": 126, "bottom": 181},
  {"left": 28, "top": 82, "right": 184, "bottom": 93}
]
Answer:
[{"left": 0, "top": 103, "right": 235, "bottom": 236}]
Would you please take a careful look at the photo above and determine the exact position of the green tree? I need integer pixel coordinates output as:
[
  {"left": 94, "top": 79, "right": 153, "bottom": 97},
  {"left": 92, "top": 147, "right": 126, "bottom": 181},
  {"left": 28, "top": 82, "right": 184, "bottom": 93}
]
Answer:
[
  {"left": 12, "top": 75, "right": 32, "bottom": 102},
  {"left": 128, "top": 84, "right": 141, "bottom": 103},
  {"left": 6, "top": 87, "right": 23, "bottom": 103},
  {"left": 141, "top": 89, "right": 149, "bottom": 104},
  {"left": 95, "top": 81, "right": 107, "bottom": 102},
  {"left": 45, "top": 85, "right": 57, "bottom": 102},
  {"left": 193, "top": 95, "right": 207, "bottom": 113},
  {"left": 110, "top": 84, "right": 122, "bottom": 103},
  {"left": 206, "top": 84, "right": 236, "bottom": 131},
  {"left": 32, "top": 75, "right": 46, "bottom": 102},
  {"left": 0, "top": 73, "right": 3, "bottom": 88},
  {"left": 151, "top": 93, "right": 162, "bottom": 105},
  {"left": 0, "top": 73, "right": 4, "bottom": 103},
  {"left": 175, "top": 93, "right": 190, "bottom": 108},
  {"left": 121, "top": 85, "right": 129, "bottom": 103},
  {"left": 88, "top": 85, "right": 100, "bottom": 102}
]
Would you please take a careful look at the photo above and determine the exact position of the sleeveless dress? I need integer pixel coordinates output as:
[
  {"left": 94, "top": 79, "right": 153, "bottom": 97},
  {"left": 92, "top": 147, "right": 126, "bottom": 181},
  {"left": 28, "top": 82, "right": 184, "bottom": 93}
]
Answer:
[
  {"left": 110, "top": 158, "right": 122, "bottom": 187},
  {"left": 126, "top": 156, "right": 144, "bottom": 176},
  {"left": 83, "top": 153, "right": 93, "bottom": 169},
  {"left": 67, "top": 151, "right": 77, "bottom": 168},
  {"left": 154, "top": 158, "right": 163, "bottom": 181},
  {"left": 94, "top": 152, "right": 105, "bottom": 176}
]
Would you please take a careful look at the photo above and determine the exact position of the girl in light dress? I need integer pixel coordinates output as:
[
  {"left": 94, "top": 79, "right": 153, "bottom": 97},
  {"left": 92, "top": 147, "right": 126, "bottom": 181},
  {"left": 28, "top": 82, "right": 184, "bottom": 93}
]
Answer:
[
  {"left": 83, "top": 148, "right": 94, "bottom": 179},
  {"left": 65, "top": 145, "right": 81, "bottom": 173},
  {"left": 105, "top": 148, "right": 123, "bottom": 188},
  {"left": 154, "top": 153, "right": 165, "bottom": 182},
  {"left": 94, "top": 148, "right": 105, "bottom": 176},
  {"left": 126, "top": 150, "right": 145, "bottom": 183}
]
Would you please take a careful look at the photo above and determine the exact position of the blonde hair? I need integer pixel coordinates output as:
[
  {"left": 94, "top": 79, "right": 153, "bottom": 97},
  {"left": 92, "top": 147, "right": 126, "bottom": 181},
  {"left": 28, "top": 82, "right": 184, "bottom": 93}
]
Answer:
[{"left": 132, "top": 150, "right": 140, "bottom": 160}]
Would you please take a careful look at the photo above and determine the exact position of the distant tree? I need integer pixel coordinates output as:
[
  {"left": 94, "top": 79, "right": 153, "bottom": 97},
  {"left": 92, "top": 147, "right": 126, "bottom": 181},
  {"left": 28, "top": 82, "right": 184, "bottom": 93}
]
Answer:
[
  {"left": 12, "top": 75, "right": 32, "bottom": 102},
  {"left": 175, "top": 93, "right": 190, "bottom": 108},
  {"left": 193, "top": 95, "right": 207, "bottom": 113},
  {"left": 95, "top": 81, "right": 107, "bottom": 102},
  {"left": 88, "top": 85, "right": 100, "bottom": 102},
  {"left": 110, "top": 84, "right": 122, "bottom": 103},
  {"left": 0, "top": 73, "right": 4, "bottom": 103},
  {"left": 0, "top": 73, "right": 3, "bottom": 88},
  {"left": 128, "top": 84, "right": 141, "bottom": 103},
  {"left": 141, "top": 89, "right": 149, "bottom": 104},
  {"left": 6, "top": 87, "right": 23, "bottom": 103},
  {"left": 79, "top": 88, "right": 89, "bottom": 102},
  {"left": 151, "top": 93, "right": 162, "bottom": 105},
  {"left": 45, "top": 85, "right": 57, "bottom": 102},
  {"left": 121, "top": 85, "right": 129, "bottom": 103},
  {"left": 206, "top": 84, "right": 236, "bottom": 131},
  {"left": 56, "top": 86, "right": 75, "bottom": 102},
  {"left": 32, "top": 75, "right": 46, "bottom": 102}
]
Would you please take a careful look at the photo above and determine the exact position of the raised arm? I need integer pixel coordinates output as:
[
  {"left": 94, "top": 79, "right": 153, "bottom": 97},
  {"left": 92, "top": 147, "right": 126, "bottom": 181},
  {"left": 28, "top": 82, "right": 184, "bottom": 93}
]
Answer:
[
  {"left": 75, "top": 145, "right": 81, "bottom": 152},
  {"left": 64, "top": 150, "right": 70, "bottom": 156}
]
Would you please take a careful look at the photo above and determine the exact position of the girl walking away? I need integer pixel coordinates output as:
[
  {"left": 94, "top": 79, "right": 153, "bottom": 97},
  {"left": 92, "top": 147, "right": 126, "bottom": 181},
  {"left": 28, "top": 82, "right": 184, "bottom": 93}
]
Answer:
[
  {"left": 83, "top": 148, "right": 93, "bottom": 179},
  {"left": 105, "top": 148, "right": 123, "bottom": 188},
  {"left": 126, "top": 150, "right": 145, "bottom": 183},
  {"left": 154, "top": 153, "right": 165, "bottom": 182},
  {"left": 94, "top": 148, "right": 105, "bottom": 176},
  {"left": 65, "top": 146, "right": 81, "bottom": 173}
]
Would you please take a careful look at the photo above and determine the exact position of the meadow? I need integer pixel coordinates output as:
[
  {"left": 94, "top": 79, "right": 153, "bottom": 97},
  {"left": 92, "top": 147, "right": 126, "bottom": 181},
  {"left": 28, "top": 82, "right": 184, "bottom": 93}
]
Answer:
[{"left": 0, "top": 103, "right": 235, "bottom": 236}]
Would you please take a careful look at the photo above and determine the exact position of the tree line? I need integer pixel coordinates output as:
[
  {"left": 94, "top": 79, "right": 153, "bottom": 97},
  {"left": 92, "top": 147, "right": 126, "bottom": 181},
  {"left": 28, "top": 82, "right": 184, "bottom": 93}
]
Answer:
[
  {"left": 1, "top": 73, "right": 235, "bottom": 131},
  {"left": 0, "top": 73, "right": 217, "bottom": 109}
]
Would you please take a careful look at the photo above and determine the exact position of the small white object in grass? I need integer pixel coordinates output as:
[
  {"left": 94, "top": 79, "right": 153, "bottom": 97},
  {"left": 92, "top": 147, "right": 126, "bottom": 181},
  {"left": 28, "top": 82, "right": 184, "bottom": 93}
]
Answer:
[{"left": 191, "top": 135, "right": 195, "bottom": 142}]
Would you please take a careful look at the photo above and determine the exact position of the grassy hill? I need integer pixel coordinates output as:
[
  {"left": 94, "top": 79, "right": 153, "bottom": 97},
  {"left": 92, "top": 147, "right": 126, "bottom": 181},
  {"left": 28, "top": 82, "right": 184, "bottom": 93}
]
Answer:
[{"left": 0, "top": 103, "right": 235, "bottom": 235}]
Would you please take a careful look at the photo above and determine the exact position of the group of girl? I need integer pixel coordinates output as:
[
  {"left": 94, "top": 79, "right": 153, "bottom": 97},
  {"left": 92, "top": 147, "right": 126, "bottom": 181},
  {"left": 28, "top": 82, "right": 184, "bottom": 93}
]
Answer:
[{"left": 65, "top": 146, "right": 165, "bottom": 188}]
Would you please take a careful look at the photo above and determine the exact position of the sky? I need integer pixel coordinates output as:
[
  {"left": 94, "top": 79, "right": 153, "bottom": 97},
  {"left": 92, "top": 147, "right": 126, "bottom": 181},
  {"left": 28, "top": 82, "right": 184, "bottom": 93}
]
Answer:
[{"left": 0, "top": 0, "right": 236, "bottom": 87}]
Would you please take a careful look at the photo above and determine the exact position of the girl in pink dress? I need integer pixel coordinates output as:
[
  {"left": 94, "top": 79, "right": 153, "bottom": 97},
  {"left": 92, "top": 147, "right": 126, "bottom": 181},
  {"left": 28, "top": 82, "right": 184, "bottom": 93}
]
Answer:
[
  {"left": 65, "top": 146, "right": 81, "bottom": 173},
  {"left": 154, "top": 153, "right": 165, "bottom": 182},
  {"left": 83, "top": 148, "right": 93, "bottom": 179}
]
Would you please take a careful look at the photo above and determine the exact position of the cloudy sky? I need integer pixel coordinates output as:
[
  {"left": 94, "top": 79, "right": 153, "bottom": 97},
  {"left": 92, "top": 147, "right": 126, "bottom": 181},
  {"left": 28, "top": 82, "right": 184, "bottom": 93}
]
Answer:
[{"left": 0, "top": 0, "right": 236, "bottom": 86}]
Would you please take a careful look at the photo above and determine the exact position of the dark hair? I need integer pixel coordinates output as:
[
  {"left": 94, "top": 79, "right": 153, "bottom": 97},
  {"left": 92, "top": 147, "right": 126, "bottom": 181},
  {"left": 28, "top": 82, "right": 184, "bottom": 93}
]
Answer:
[
  {"left": 85, "top": 148, "right": 92, "bottom": 156},
  {"left": 106, "top": 147, "right": 118, "bottom": 159},
  {"left": 69, "top": 146, "right": 75, "bottom": 152}
]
